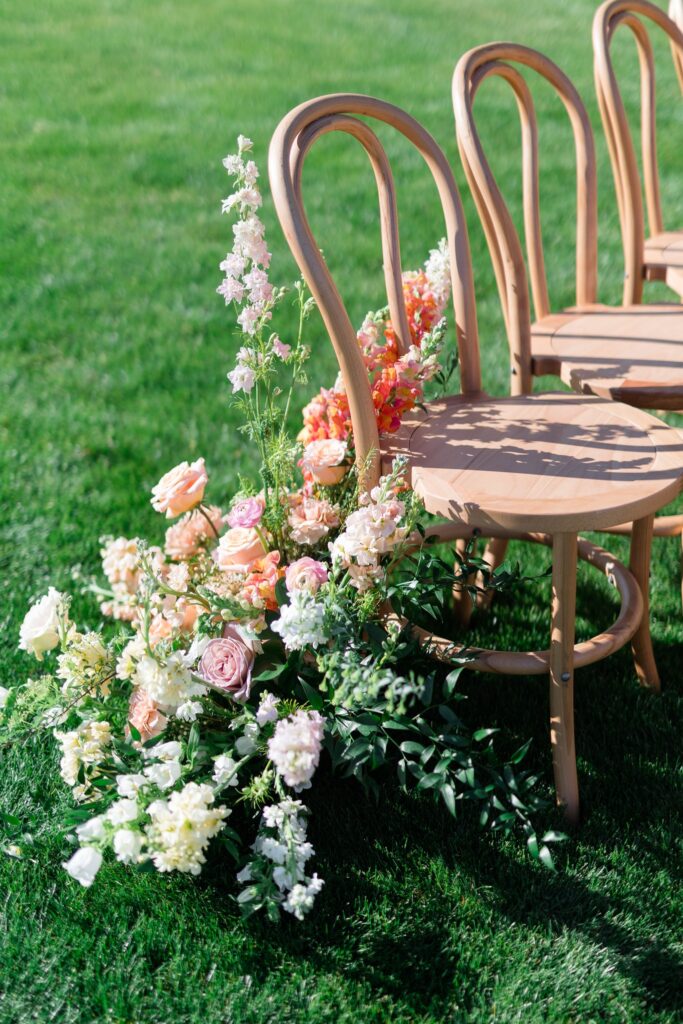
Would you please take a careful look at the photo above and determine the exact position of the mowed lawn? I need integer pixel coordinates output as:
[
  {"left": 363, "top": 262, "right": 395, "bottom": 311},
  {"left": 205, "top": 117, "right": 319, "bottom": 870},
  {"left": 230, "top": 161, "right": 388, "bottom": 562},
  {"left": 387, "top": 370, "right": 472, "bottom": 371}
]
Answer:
[{"left": 1, "top": 0, "right": 683, "bottom": 1020}]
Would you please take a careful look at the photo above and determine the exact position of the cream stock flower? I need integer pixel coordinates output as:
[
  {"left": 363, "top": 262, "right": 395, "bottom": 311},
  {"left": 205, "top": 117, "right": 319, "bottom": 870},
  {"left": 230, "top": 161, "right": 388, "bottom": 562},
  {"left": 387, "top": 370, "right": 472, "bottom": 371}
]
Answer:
[{"left": 164, "top": 506, "right": 223, "bottom": 560}]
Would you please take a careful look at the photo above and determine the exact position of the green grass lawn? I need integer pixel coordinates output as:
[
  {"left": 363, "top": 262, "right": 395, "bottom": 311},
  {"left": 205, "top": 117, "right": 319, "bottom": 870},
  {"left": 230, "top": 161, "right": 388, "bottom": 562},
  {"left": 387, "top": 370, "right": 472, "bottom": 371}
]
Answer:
[{"left": 1, "top": 0, "right": 683, "bottom": 1020}]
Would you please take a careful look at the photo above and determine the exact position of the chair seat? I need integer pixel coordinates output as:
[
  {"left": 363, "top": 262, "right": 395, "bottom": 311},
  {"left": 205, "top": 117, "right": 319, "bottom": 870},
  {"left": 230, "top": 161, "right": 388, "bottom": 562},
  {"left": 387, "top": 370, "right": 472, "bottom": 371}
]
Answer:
[
  {"left": 644, "top": 231, "right": 683, "bottom": 270},
  {"left": 532, "top": 304, "right": 683, "bottom": 408},
  {"left": 382, "top": 392, "right": 683, "bottom": 533}
]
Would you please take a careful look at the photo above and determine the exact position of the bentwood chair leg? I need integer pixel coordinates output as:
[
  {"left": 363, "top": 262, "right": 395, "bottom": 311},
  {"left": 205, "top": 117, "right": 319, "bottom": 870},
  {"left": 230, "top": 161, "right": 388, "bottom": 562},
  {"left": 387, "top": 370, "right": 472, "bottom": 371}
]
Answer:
[
  {"left": 453, "top": 538, "right": 474, "bottom": 628},
  {"left": 629, "top": 514, "right": 661, "bottom": 692},
  {"left": 549, "top": 532, "right": 580, "bottom": 826},
  {"left": 475, "top": 536, "right": 510, "bottom": 610}
]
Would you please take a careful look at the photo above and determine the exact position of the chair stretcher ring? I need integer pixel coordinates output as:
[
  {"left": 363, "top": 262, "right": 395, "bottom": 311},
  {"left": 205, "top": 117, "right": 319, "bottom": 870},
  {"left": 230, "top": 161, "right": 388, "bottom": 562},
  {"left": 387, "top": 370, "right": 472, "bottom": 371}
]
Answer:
[{"left": 384, "top": 525, "right": 644, "bottom": 675}]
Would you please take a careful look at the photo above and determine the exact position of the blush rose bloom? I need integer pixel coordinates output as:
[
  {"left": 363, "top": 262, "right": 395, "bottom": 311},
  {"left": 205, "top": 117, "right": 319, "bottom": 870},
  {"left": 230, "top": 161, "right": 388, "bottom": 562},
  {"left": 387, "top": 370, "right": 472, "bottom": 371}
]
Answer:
[
  {"left": 227, "top": 496, "right": 265, "bottom": 529},
  {"left": 128, "top": 688, "right": 168, "bottom": 743},
  {"left": 197, "top": 627, "right": 255, "bottom": 702},
  {"left": 285, "top": 557, "right": 329, "bottom": 595},
  {"left": 19, "top": 588, "right": 63, "bottom": 660},
  {"left": 165, "top": 505, "right": 223, "bottom": 560},
  {"left": 216, "top": 527, "right": 266, "bottom": 572},
  {"left": 151, "top": 458, "right": 208, "bottom": 518},
  {"left": 301, "top": 439, "right": 348, "bottom": 486},
  {"left": 288, "top": 497, "right": 340, "bottom": 546}
]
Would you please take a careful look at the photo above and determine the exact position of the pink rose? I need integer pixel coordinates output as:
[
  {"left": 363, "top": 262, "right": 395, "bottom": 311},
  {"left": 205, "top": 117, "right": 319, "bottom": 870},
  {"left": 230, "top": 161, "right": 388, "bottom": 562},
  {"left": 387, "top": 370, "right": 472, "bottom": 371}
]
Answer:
[
  {"left": 288, "top": 497, "right": 340, "bottom": 546},
  {"left": 165, "top": 505, "right": 223, "bottom": 560},
  {"left": 302, "top": 439, "right": 348, "bottom": 486},
  {"left": 285, "top": 557, "right": 329, "bottom": 594},
  {"left": 128, "top": 688, "right": 168, "bottom": 743},
  {"left": 216, "top": 527, "right": 266, "bottom": 573},
  {"left": 197, "top": 628, "right": 255, "bottom": 702},
  {"left": 227, "top": 496, "right": 265, "bottom": 529},
  {"left": 151, "top": 458, "right": 208, "bottom": 518}
]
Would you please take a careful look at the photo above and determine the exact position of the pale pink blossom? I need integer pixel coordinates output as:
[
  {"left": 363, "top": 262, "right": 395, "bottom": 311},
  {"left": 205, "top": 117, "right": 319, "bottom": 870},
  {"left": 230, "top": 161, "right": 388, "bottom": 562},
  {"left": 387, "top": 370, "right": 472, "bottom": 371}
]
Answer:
[
  {"left": 237, "top": 305, "right": 260, "bottom": 335},
  {"left": 243, "top": 160, "right": 259, "bottom": 185},
  {"left": 268, "top": 710, "right": 325, "bottom": 791},
  {"left": 301, "top": 439, "right": 348, "bottom": 486},
  {"left": 285, "top": 557, "right": 329, "bottom": 594},
  {"left": 164, "top": 505, "right": 223, "bottom": 560},
  {"left": 221, "top": 188, "right": 262, "bottom": 214},
  {"left": 237, "top": 135, "right": 253, "bottom": 154},
  {"left": 227, "top": 363, "right": 255, "bottom": 393},
  {"left": 243, "top": 267, "right": 273, "bottom": 308},
  {"left": 288, "top": 497, "right": 340, "bottom": 546},
  {"left": 219, "top": 253, "right": 246, "bottom": 278},
  {"left": 222, "top": 154, "right": 243, "bottom": 175},
  {"left": 272, "top": 336, "right": 291, "bottom": 359},
  {"left": 216, "top": 277, "right": 245, "bottom": 304},
  {"left": 216, "top": 527, "right": 266, "bottom": 572},
  {"left": 128, "top": 688, "right": 168, "bottom": 743},
  {"left": 151, "top": 459, "right": 208, "bottom": 519},
  {"left": 197, "top": 628, "right": 255, "bottom": 702},
  {"left": 227, "top": 496, "right": 264, "bottom": 529}
]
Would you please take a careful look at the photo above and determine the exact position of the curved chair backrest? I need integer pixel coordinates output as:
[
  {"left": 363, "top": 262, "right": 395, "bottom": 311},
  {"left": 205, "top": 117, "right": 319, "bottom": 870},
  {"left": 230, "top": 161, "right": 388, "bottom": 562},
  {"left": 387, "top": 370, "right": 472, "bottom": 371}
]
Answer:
[
  {"left": 268, "top": 94, "right": 481, "bottom": 486},
  {"left": 453, "top": 43, "right": 598, "bottom": 396},
  {"left": 593, "top": 0, "right": 683, "bottom": 303},
  {"left": 672, "top": 0, "right": 683, "bottom": 89}
]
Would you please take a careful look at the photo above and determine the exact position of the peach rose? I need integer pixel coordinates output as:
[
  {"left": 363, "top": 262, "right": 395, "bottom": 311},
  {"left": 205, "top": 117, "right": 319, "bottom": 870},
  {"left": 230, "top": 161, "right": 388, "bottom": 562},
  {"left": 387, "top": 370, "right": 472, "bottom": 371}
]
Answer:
[
  {"left": 301, "top": 439, "right": 349, "bottom": 486},
  {"left": 128, "top": 687, "right": 168, "bottom": 743},
  {"left": 197, "top": 627, "right": 255, "bottom": 702},
  {"left": 216, "top": 527, "right": 266, "bottom": 573},
  {"left": 285, "top": 557, "right": 329, "bottom": 594},
  {"left": 288, "top": 497, "right": 340, "bottom": 546},
  {"left": 165, "top": 505, "right": 223, "bottom": 559},
  {"left": 151, "top": 458, "right": 208, "bottom": 518}
]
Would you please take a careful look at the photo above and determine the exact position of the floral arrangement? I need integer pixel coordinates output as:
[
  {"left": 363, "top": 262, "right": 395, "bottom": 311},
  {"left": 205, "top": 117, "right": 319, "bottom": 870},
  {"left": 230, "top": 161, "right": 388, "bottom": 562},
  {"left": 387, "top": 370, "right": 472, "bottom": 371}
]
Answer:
[{"left": 2, "top": 137, "right": 561, "bottom": 923}]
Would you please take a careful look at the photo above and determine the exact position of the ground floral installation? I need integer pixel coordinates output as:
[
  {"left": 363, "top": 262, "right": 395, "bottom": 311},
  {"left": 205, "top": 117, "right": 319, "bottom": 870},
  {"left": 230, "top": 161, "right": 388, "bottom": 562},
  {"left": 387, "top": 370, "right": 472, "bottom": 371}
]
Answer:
[{"left": 2, "top": 136, "right": 562, "bottom": 923}]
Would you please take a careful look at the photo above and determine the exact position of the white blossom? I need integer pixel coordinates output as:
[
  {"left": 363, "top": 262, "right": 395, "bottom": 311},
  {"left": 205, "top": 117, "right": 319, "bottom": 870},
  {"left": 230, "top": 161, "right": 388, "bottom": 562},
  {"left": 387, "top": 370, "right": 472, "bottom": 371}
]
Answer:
[
  {"left": 212, "top": 753, "right": 239, "bottom": 787},
  {"left": 113, "top": 829, "right": 144, "bottom": 865},
  {"left": 63, "top": 846, "right": 103, "bottom": 887},
  {"left": 116, "top": 773, "right": 148, "bottom": 798},
  {"left": 19, "top": 588, "right": 64, "bottom": 660},
  {"left": 75, "top": 816, "right": 106, "bottom": 842},
  {"left": 145, "top": 782, "right": 229, "bottom": 875},
  {"left": 271, "top": 592, "right": 327, "bottom": 652},
  {"left": 283, "top": 875, "right": 325, "bottom": 920},
  {"left": 255, "top": 691, "right": 280, "bottom": 726},
  {"left": 106, "top": 799, "right": 139, "bottom": 826},
  {"left": 175, "top": 700, "right": 203, "bottom": 723},
  {"left": 133, "top": 652, "right": 205, "bottom": 710},
  {"left": 267, "top": 710, "right": 325, "bottom": 791}
]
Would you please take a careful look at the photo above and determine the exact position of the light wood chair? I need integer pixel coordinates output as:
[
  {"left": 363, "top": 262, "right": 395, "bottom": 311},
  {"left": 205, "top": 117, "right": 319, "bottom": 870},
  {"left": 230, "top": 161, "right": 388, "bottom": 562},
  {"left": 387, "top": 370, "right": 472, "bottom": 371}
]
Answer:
[
  {"left": 593, "top": 0, "right": 683, "bottom": 304},
  {"left": 268, "top": 93, "right": 683, "bottom": 823},
  {"left": 453, "top": 42, "right": 683, "bottom": 598}
]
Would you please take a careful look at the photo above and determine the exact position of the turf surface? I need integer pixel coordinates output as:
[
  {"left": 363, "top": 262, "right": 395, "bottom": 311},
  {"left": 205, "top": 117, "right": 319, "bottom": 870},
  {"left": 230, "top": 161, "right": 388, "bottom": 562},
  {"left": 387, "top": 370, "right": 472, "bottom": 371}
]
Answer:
[{"left": 1, "top": 0, "right": 682, "bottom": 1020}]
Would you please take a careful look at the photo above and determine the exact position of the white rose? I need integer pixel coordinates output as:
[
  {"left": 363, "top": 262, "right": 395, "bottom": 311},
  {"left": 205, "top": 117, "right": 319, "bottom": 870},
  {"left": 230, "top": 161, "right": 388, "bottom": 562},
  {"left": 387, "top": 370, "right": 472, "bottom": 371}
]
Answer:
[
  {"left": 115, "top": 773, "right": 148, "bottom": 798},
  {"left": 113, "top": 829, "right": 143, "bottom": 864},
  {"left": 19, "top": 588, "right": 64, "bottom": 660},
  {"left": 63, "top": 846, "right": 103, "bottom": 887}
]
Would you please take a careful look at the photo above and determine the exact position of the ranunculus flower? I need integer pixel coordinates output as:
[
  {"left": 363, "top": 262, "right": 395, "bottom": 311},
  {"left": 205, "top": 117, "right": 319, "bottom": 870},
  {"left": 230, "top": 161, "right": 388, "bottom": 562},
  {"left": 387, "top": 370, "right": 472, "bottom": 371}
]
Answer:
[
  {"left": 285, "top": 557, "right": 329, "bottom": 594},
  {"left": 19, "top": 588, "right": 63, "bottom": 660},
  {"left": 197, "top": 628, "right": 255, "bottom": 702},
  {"left": 216, "top": 526, "right": 266, "bottom": 572},
  {"left": 128, "top": 688, "right": 168, "bottom": 743},
  {"left": 151, "top": 458, "right": 208, "bottom": 518},
  {"left": 301, "top": 439, "right": 348, "bottom": 486},
  {"left": 227, "top": 496, "right": 265, "bottom": 529}
]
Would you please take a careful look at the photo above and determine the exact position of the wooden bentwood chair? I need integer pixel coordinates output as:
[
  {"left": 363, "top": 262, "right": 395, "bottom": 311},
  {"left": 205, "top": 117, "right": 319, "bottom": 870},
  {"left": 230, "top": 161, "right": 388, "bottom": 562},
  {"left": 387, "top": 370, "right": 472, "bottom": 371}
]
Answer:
[
  {"left": 594, "top": 0, "right": 683, "bottom": 305},
  {"left": 268, "top": 94, "right": 683, "bottom": 823},
  {"left": 453, "top": 42, "right": 683, "bottom": 604}
]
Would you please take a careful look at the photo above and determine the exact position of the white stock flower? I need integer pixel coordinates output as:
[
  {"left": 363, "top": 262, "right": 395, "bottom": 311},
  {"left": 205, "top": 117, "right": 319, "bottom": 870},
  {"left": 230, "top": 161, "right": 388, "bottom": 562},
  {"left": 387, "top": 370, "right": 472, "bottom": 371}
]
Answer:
[
  {"left": 133, "top": 652, "right": 205, "bottom": 710},
  {"left": 57, "top": 631, "right": 111, "bottom": 697},
  {"left": 113, "top": 829, "right": 144, "bottom": 864},
  {"left": 283, "top": 875, "right": 325, "bottom": 921},
  {"left": 19, "top": 588, "right": 64, "bottom": 660},
  {"left": 175, "top": 700, "right": 203, "bottom": 722},
  {"left": 116, "top": 773, "right": 148, "bottom": 798},
  {"left": 75, "top": 816, "right": 106, "bottom": 842},
  {"left": 424, "top": 237, "right": 451, "bottom": 310},
  {"left": 106, "top": 799, "right": 139, "bottom": 826},
  {"left": 271, "top": 592, "right": 327, "bottom": 652},
  {"left": 143, "top": 761, "right": 182, "bottom": 791},
  {"left": 255, "top": 692, "right": 280, "bottom": 726},
  {"left": 267, "top": 710, "right": 325, "bottom": 792},
  {"left": 55, "top": 720, "right": 112, "bottom": 790},
  {"left": 212, "top": 754, "right": 239, "bottom": 787},
  {"left": 63, "top": 846, "right": 103, "bottom": 887},
  {"left": 116, "top": 634, "right": 146, "bottom": 681},
  {"left": 145, "top": 782, "right": 229, "bottom": 875},
  {"left": 235, "top": 721, "right": 260, "bottom": 756}
]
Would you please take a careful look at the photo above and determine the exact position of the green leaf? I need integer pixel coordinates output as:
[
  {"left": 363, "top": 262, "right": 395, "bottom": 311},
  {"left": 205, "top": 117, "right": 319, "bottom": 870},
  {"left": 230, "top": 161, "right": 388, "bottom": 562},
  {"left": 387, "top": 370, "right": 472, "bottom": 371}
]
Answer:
[
  {"left": 538, "top": 844, "right": 556, "bottom": 872},
  {"left": 417, "top": 772, "right": 443, "bottom": 790},
  {"left": 444, "top": 667, "right": 465, "bottom": 698},
  {"left": 440, "top": 782, "right": 456, "bottom": 816},
  {"left": 473, "top": 728, "right": 498, "bottom": 742},
  {"left": 399, "top": 740, "right": 424, "bottom": 756},
  {"left": 541, "top": 830, "right": 567, "bottom": 844},
  {"left": 509, "top": 738, "right": 532, "bottom": 764},
  {"left": 298, "top": 679, "right": 324, "bottom": 711},
  {"left": 274, "top": 577, "right": 288, "bottom": 607}
]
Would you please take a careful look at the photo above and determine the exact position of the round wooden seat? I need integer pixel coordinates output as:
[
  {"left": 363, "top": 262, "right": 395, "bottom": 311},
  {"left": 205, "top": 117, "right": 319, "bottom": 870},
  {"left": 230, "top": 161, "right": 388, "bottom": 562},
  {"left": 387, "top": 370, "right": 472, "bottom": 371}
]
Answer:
[
  {"left": 532, "top": 304, "right": 683, "bottom": 408},
  {"left": 384, "top": 392, "right": 683, "bottom": 532}
]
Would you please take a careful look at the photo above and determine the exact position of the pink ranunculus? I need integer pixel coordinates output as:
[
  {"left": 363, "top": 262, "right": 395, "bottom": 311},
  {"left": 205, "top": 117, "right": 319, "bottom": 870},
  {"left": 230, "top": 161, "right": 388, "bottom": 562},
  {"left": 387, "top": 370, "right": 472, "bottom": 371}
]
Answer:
[
  {"left": 301, "top": 439, "right": 348, "bottom": 486},
  {"left": 227, "top": 496, "right": 265, "bottom": 530},
  {"left": 216, "top": 527, "right": 266, "bottom": 573},
  {"left": 197, "top": 628, "right": 255, "bottom": 702},
  {"left": 128, "top": 688, "right": 168, "bottom": 743},
  {"left": 285, "top": 557, "right": 329, "bottom": 595},
  {"left": 164, "top": 505, "right": 223, "bottom": 560},
  {"left": 151, "top": 458, "right": 208, "bottom": 518}
]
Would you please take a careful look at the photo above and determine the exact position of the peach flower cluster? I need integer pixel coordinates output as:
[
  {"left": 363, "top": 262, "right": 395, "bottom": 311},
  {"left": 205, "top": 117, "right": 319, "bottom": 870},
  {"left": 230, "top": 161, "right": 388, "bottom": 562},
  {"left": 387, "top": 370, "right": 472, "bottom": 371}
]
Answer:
[
  {"left": 287, "top": 496, "right": 340, "bottom": 547},
  {"left": 165, "top": 505, "right": 224, "bottom": 560},
  {"left": 300, "top": 259, "right": 449, "bottom": 447}
]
